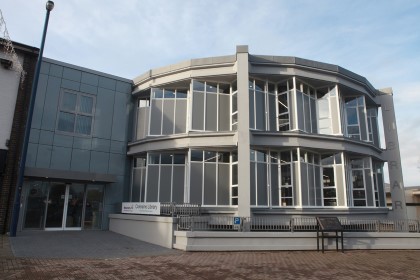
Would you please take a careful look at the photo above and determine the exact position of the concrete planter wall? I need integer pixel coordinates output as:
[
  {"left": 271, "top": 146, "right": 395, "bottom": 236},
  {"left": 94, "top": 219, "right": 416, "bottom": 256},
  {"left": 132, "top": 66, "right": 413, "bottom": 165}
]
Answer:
[
  {"left": 109, "top": 214, "right": 420, "bottom": 251},
  {"left": 174, "top": 231, "right": 420, "bottom": 251},
  {"left": 109, "top": 214, "right": 176, "bottom": 248}
]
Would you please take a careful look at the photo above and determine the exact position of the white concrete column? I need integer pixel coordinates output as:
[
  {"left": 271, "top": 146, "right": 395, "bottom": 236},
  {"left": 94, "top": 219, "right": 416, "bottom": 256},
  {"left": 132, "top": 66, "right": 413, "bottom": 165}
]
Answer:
[
  {"left": 377, "top": 88, "right": 407, "bottom": 220},
  {"left": 236, "top": 45, "right": 251, "bottom": 217}
]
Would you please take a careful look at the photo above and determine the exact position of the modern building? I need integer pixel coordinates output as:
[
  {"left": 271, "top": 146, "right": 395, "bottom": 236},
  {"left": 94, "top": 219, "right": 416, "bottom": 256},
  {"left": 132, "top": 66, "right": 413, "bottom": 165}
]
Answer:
[
  {"left": 127, "top": 45, "right": 407, "bottom": 222},
  {"left": 16, "top": 58, "right": 132, "bottom": 231},
  {"left": 2, "top": 44, "right": 409, "bottom": 235}
]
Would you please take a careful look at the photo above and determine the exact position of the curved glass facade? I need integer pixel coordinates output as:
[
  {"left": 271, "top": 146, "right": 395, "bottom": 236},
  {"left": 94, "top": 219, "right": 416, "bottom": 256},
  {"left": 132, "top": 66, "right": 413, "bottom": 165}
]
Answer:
[{"left": 129, "top": 51, "right": 394, "bottom": 216}]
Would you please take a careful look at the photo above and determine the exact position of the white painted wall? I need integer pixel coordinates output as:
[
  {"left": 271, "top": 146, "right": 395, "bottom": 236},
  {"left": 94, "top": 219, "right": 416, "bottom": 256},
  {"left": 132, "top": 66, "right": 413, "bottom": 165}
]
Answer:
[
  {"left": 0, "top": 52, "right": 23, "bottom": 150},
  {"left": 174, "top": 231, "right": 420, "bottom": 251},
  {"left": 109, "top": 214, "right": 176, "bottom": 248}
]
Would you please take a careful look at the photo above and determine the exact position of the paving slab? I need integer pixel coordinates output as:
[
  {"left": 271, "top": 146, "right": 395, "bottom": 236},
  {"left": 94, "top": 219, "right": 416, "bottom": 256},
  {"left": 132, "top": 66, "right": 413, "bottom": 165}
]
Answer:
[
  {"left": 8, "top": 230, "right": 179, "bottom": 259},
  {"left": 1, "top": 232, "right": 420, "bottom": 279}
]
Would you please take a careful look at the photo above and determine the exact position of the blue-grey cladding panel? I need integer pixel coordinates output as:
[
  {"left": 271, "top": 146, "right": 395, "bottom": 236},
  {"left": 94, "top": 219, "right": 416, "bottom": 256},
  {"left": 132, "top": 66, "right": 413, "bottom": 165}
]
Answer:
[
  {"left": 62, "top": 68, "right": 81, "bottom": 82},
  {"left": 26, "top": 143, "right": 38, "bottom": 167},
  {"left": 49, "top": 64, "right": 63, "bottom": 78},
  {"left": 29, "top": 129, "right": 40, "bottom": 144},
  {"left": 81, "top": 72, "right": 99, "bottom": 87},
  {"left": 36, "top": 144, "right": 52, "bottom": 168},
  {"left": 41, "top": 76, "right": 61, "bottom": 131},
  {"left": 40, "top": 62, "right": 50, "bottom": 75},
  {"left": 90, "top": 151, "right": 109, "bottom": 173},
  {"left": 91, "top": 138, "right": 110, "bottom": 152},
  {"left": 53, "top": 134, "right": 74, "bottom": 148},
  {"left": 73, "top": 137, "right": 92, "bottom": 150},
  {"left": 93, "top": 88, "right": 114, "bottom": 139},
  {"left": 32, "top": 74, "right": 48, "bottom": 129},
  {"left": 108, "top": 153, "right": 126, "bottom": 175},
  {"left": 111, "top": 92, "right": 128, "bottom": 141},
  {"left": 98, "top": 76, "right": 116, "bottom": 90},
  {"left": 71, "top": 149, "right": 91, "bottom": 172},
  {"left": 110, "top": 140, "right": 126, "bottom": 154},
  {"left": 61, "top": 79, "right": 80, "bottom": 91},
  {"left": 50, "top": 146, "right": 72, "bottom": 170}
]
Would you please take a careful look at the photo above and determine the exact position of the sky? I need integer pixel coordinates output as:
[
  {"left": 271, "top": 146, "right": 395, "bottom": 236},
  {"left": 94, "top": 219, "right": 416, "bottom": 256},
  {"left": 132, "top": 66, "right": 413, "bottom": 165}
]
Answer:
[{"left": 1, "top": 0, "right": 420, "bottom": 186}]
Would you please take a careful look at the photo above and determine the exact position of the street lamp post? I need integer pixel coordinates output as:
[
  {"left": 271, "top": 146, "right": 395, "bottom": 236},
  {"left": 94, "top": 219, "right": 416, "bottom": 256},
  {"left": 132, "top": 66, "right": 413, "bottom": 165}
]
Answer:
[{"left": 9, "top": 1, "right": 54, "bottom": 237}]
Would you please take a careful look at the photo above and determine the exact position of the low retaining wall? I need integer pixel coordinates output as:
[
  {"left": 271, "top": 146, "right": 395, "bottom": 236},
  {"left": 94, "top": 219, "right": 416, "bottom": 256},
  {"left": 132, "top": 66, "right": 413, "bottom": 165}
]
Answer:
[
  {"left": 109, "top": 214, "right": 175, "bottom": 248},
  {"left": 109, "top": 214, "right": 420, "bottom": 251},
  {"left": 174, "top": 231, "right": 420, "bottom": 251}
]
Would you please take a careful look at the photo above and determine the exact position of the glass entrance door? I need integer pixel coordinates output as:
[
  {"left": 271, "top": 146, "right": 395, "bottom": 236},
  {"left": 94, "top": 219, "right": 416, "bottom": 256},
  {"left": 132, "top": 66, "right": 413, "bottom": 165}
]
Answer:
[
  {"left": 65, "top": 184, "right": 85, "bottom": 229},
  {"left": 45, "top": 183, "right": 66, "bottom": 229},
  {"left": 22, "top": 181, "right": 105, "bottom": 231},
  {"left": 45, "top": 183, "right": 85, "bottom": 230}
]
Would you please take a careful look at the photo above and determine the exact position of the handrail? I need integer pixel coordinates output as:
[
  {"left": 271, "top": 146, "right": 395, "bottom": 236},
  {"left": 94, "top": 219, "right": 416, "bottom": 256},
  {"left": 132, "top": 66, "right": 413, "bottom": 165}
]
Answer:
[{"left": 176, "top": 216, "right": 420, "bottom": 233}]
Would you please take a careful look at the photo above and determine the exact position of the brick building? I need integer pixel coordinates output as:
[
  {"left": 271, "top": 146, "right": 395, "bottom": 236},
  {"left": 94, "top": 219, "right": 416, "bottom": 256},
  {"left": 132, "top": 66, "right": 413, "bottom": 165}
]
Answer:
[{"left": 0, "top": 41, "right": 38, "bottom": 234}]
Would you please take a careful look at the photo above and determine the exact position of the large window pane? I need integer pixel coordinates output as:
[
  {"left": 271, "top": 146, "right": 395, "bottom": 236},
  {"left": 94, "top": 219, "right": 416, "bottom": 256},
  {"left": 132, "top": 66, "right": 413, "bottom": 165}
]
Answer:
[
  {"left": 192, "top": 91, "right": 205, "bottom": 130},
  {"left": 160, "top": 166, "right": 172, "bottom": 202},
  {"left": 255, "top": 90, "right": 265, "bottom": 130},
  {"left": 57, "top": 112, "right": 75, "bottom": 132},
  {"left": 75, "top": 115, "right": 92, "bottom": 135},
  {"left": 62, "top": 92, "right": 77, "bottom": 111},
  {"left": 79, "top": 95, "right": 93, "bottom": 114},
  {"left": 217, "top": 164, "right": 230, "bottom": 205},
  {"left": 84, "top": 185, "right": 104, "bottom": 230},
  {"left": 150, "top": 99, "right": 163, "bottom": 135},
  {"left": 190, "top": 162, "right": 203, "bottom": 204},
  {"left": 205, "top": 93, "right": 217, "bottom": 131},
  {"left": 162, "top": 100, "right": 175, "bottom": 135},
  {"left": 146, "top": 166, "right": 159, "bottom": 202},
  {"left": 23, "top": 181, "right": 48, "bottom": 229},
  {"left": 204, "top": 163, "right": 217, "bottom": 205},
  {"left": 256, "top": 163, "right": 268, "bottom": 205},
  {"left": 346, "top": 108, "right": 358, "bottom": 125},
  {"left": 172, "top": 166, "right": 185, "bottom": 203}
]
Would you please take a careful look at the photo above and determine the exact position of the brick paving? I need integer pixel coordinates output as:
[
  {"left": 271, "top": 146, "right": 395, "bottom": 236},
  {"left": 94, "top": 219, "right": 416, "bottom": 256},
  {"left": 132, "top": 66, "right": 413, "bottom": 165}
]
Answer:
[{"left": 1, "top": 233, "right": 420, "bottom": 279}]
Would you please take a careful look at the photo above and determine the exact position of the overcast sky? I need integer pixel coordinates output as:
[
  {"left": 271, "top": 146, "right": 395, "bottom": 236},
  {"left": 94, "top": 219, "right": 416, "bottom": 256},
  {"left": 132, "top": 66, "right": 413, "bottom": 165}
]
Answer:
[{"left": 2, "top": 0, "right": 420, "bottom": 186}]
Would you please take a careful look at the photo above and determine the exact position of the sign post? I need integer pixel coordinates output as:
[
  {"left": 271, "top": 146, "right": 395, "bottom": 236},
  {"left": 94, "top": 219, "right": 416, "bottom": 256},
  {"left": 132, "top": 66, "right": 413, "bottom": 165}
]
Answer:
[
  {"left": 233, "top": 216, "right": 241, "bottom": 230},
  {"left": 316, "top": 217, "right": 344, "bottom": 253}
]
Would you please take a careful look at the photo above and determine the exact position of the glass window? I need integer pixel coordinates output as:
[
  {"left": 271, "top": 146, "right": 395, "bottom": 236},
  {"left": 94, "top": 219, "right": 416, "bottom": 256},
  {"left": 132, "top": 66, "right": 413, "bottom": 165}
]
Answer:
[
  {"left": 193, "top": 80, "right": 205, "bottom": 92},
  {"left": 57, "top": 90, "right": 95, "bottom": 136},
  {"left": 164, "top": 89, "right": 175, "bottom": 99},
  {"left": 160, "top": 154, "right": 172, "bottom": 164},
  {"left": 57, "top": 112, "right": 75, "bottom": 133},
  {"left": 346, "top": 108, "right": 358, "bottom": 125},
  {"left": 75, "top": 115, "right": 92, "bottom": 135},
  {"left": 79, "top": 95, "right": 93, "bottom": 113},
  {"left": 173, "top": 154, "right": 185, "bottom": 164},
  {"left": 152, "top": 88, "right": 164, "bottom": 98},
  {"left": 206, "top": 82, "right": 218, "bottom": 93},
  {"left": 149, "top": 154, "right": 160, "bottom": 164},
  {"left": 62, "top": 92, "right": 77, "bottom": 111},
  {"left": 190, "top": 150, "right": 203, "bottom": 162},
  {"left": 176, "top": 90, "right": 188, "bottom": 99},
  {"left": 204, "top": 151, "right": 217, "bottom": 162}
]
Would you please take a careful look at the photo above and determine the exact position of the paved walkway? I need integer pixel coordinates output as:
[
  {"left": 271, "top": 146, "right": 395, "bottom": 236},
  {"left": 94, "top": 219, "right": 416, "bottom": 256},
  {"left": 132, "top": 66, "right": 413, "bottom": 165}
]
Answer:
[
  {"left": 1, "top": 231, "right": 420, "bottom": 279},
  {"left": 8, "top": 231, "right": 178, "bottom": 259}
]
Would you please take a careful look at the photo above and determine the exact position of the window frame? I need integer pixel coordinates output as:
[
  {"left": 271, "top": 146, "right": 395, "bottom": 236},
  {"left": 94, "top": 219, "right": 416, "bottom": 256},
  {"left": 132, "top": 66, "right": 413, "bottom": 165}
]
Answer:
[{"left": 56, "top": 89, "right": 96, "bottom": 137}]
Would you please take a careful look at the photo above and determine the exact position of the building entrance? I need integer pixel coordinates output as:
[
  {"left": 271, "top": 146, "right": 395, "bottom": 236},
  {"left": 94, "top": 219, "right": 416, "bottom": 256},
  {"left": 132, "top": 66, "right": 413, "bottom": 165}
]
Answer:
[
  {"left": 22, "top": 181, "right": 104, "bottom": 231},
  {"left": 45, "top": 183, "right": 84, "bottom": 230}
]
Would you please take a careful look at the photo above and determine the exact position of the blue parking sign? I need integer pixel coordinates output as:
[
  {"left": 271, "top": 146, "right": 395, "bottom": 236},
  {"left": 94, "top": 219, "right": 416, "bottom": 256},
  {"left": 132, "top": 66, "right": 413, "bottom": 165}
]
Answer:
[{"left": 233, "top": 217, "right": 241, "bottom": 225}]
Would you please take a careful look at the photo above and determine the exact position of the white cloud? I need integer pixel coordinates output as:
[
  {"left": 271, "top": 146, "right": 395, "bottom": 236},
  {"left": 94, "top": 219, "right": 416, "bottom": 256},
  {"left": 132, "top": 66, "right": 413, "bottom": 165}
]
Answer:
[{"left": 2, "top": 0, "right": 420, "bottom": 184}]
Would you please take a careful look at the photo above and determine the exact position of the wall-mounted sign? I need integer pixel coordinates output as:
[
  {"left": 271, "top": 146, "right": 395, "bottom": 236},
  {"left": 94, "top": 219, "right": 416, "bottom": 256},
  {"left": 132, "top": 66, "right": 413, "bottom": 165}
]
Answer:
[{"left": 121, "top": 202, "right": 161, "bottom": 215}]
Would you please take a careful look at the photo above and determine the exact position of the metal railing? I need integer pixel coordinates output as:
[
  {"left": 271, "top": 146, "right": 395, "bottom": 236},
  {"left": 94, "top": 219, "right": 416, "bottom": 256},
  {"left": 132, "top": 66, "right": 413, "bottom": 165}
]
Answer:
[
  {"left": 176, "top": 216, "right": 420, "bottom": 233},
  {"left": 177, "top": 215, "right": 239, "bottom": 231},
  {"left": 160, "top": 202, "right": 201, "bottom": 217},
  {"left": 246, "top": 217, "right": 290, "bottom": 232}
]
